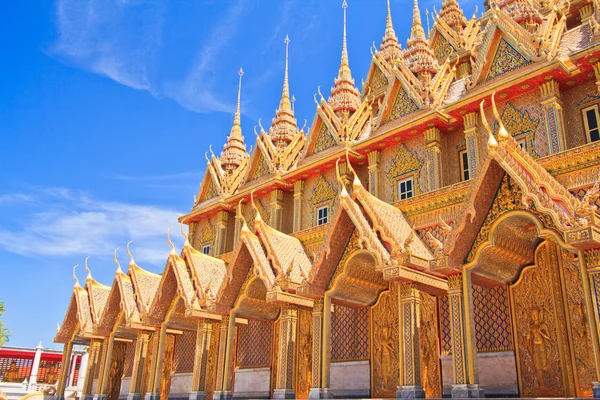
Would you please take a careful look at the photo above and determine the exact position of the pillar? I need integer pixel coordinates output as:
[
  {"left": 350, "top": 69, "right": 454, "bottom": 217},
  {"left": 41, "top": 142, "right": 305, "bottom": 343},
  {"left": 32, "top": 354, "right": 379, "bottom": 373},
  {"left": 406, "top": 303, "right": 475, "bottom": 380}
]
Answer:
[
  {"left": 145, "top": 325, "right": 167, "bottom": 400},
  {"left": 309, "top": 299, "right": 332, "bottom": 399},
  {"left": 425, "top": 127, "right": 442, "bottom": 191},
  {"left": 77, "top": 351, "right": 89, "bottom": 390},
  {"left": 367, "top": 151, "right": 380, "bottom": 197},
  {"left": 190, "top": 320, "right": 213, "bottom": 400},
  {"left": 540, "top": 79, "right": 567, "bottom": 154},
  {"left": 293, "top": 181, "right": 304, "bottom": 233},
  {"left": 96, "top": 335, "right": 116, "bottom": 400},
  {"left": 463, "top": 112, "right": 480, "bottom": 178},
  {"left": 448, "top": 275, "right": 484, "bottom": 398},
  {"left": 82, "top": 340, "right": 103, "bottom": 400},
  {"left": 28, "top": 342, "right": 43, "bottom": 391},
  {"left": 270, "top": 189, "right": 284, "bottom": 231},
  {"left": 580, "top": 3, "right": 594, "bottom": 22},
  {"left": 214, "top": 313, "right": 236, "bottom": 400},
  {"left": 234, "top": 203, "right": 244, "bottom": 246},
  {"left": 274, "top": 305, "right": 299, "bottom": 399},
  {"left": 67, "top": 354, "right": 78, "bottom": 388},
  {"left": 397, "top": 284, "right": 426, "bottom": 399},
  {"left": 582, "top": 250, "right": 600, "bottom": 398},
  {"left": 128, "top": 332, "right": 151, "bottom": 400},
  {"left": 56, "top": 340, "right": 74, "bottom": 400},
  {"left": 214, "top": 211, "right": 229, "bottom": 256}
]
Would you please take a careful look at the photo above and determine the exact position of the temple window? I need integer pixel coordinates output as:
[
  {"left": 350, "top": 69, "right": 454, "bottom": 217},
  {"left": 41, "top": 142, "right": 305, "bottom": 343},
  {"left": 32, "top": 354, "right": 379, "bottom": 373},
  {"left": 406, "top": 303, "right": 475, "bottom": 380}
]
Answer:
[
  {"left": 459, "top": 150, "right": 470, "bottom": 182},
  {"left": 202, "top": 245, "right": 211, "bottom": 255},
  {"left": 582, "top": 104, "right": 600, "bottom": 143},
  {"left": 397, "top": 176, "right": 414, "bottom": 200},
  {"left": 316, "top": 205, "right": 330, "bottom": 226}
]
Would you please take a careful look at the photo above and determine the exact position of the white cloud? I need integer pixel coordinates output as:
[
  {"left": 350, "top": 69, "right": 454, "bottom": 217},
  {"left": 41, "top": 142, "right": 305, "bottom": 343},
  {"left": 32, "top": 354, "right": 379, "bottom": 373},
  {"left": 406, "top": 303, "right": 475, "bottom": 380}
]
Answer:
[{"left": 0, "top": 188, "right": 183, "bottom": 265}]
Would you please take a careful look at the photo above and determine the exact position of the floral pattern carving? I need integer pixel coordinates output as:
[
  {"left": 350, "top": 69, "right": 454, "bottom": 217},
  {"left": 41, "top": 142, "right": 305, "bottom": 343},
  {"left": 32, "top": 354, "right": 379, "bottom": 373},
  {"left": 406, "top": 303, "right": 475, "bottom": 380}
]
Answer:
[
  {"left": 313, "top": 124, "right": 337, "bottom": 153},
  {"left": 486, "top": 38, "right": 531, "bottom": 82},
  {"left": 369, "top": 67, "right": 389, "bottom": 94},
  {"left": 308, "top": 175, "right": 336, "bottom": 227},
  {"left": 386, "top": 144, "right": 423, "bottom": 200},
  {"left": 432, "top": 34, "right": 455, "bottom": 61},
  {"left": 389, "top": 88, "right": 419, "bottom": 121}
]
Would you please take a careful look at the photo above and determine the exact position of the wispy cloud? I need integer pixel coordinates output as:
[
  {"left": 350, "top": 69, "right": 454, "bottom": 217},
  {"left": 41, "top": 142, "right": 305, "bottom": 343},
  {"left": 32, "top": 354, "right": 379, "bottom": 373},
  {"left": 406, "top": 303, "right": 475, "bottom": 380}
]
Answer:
[{"left": 0, "top": 188, "right": 183, "bottom": 265}]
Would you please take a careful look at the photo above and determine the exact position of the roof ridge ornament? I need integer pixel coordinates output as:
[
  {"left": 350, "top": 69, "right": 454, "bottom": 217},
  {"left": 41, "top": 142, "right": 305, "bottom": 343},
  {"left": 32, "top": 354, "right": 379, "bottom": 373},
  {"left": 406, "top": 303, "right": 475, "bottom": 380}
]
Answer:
[
  {"left": 480, "top": 99, "right": 498, "bottom": 151},
  {"left": 127, "top": 241, "right": 135, "bottom": 267},
  {"left": 251, "top": 191, "right": 262, "bottom": 223},
  {"left": 180, "top": 223, "right": 190, "bottom": 248},
  {"left": 72, "top": 264, "right": 80, "bottom": 288},
  {"left": 114, "top": 248, "right": 122, "bottom": 274},
  {"left": 167, "top": 227, "right": 176, "bottom": 256},
  {"left": 84, "top": 256, "right": 92, "bottom": 281}
]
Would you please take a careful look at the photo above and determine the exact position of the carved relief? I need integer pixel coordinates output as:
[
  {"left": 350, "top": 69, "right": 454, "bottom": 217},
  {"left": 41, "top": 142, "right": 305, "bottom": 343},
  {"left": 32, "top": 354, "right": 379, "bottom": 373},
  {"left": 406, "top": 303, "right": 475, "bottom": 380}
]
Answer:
[
  {"left": 389, "top": 88, "right": 419, "bottom": 122},
  {"left": 271, "top": 317, "right": 280, "bottom": 397},
  {"left": 386, "top": 144, "right": 424, "bottom": 201},
  {"left": 486, "top": 38, "right": 530, "bottom": 82},
  {"left": 371, "top": 285, "right": 399, "bottom": 398},
  {"left": 160, "top": 334, "right": 176, "bottom": 400},
  {"left": 369, "top": 67, "right": 389, "bottom": 94},
  {"left": 313, "top": 124, "right": 337, "bottom": 153},
  {"left": 253, "top": 153, "right": 271, "bottom": 180},
  {"left": 493, "top": 102, "right": 540, "bottom": 157},
  {"left": 296, "top": 308, "right": 313, "bottom": 398},
  {"left": 419, "top": 292, "right": 441, "bottom": 398},
  {"left": 510, "top": 241, "right": 575, "bottom": 397},
  {"left": 107, "top": 341, "right": 126, "bottom": 400},
  {"left": 205, "top": 322, "right": 221, "bottom": 400},
  {"left": 432, "top": 34, "right": 455, "bottom": 62},
  {"left": 308, "top": 176, "right": 336, "bottom": 227}
]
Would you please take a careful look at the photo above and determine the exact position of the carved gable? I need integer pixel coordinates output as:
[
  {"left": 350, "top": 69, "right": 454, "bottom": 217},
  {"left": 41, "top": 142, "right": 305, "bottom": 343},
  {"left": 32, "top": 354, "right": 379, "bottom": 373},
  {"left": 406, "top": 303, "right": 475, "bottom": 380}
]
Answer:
[
  {"left": 389, "top": 88, "right": 419, "bottom": 122},
  {"left": 493, "top": 103, "right": 540, "bottom": 155},
  {"left": 308, "top": 176, "right": 336, "bottom": 226},
  {"left": 486, "top": 38, "right": 530, "bottom": 82},
  {"left": 431, "top": 33, "right": 455, "bottom": 62},
  {"left": 386, "top": 144, "right": 424, "bottom": 199},
  {"left": 367, "top": 66, "right": 389, "bottom": 96},
  {"left": 313, "top": 124, "right": 337, "bottom": 154},
  {"left": 197, "top": 172, "right": 219, "bottom": 204},
  {"left": 248, "top": 148, "right": 272, "bottom": 182}
]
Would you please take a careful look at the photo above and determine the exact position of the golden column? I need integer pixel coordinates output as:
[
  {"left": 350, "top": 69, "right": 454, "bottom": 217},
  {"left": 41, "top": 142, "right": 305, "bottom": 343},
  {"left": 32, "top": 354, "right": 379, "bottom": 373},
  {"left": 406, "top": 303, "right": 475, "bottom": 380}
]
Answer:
[
  {"left": 424, "top": 127, "right": 442, "bottom": 191},
  {"left": 146, "top": 324, "right": 168, "bottom": 400},
  {"left": 81, "top": 339, "right": 103, "bottom": 400},
  {"left": 91, "top": 339, "right": 110, "bottom": 400},
  {"left": 397, "top": 283, "right": 425, "bottom": 399},
  {"left": 448, "top": 275, "right": 484, "bottom": 398},
  {"left": 214, "top": 211, "right": 230, "bottom": 256},
  {"left": 367, "top": 151, "right": 380, "bottom": 198},
  {"left": 56, "top": 340, "right": 75, "bottom": 400},
  {"left": 96, "top": 331, "right": 118, "bottom": 400},
  {"left": 593, "top": 62, "right": 600, "bottom": 95},
  {"left": 274, "top": 305, "right": 299, "bottom": 399},
  {"left": 270, "top": 189, "right": 284, "bottom": 231},
  {"left": 463, "top": 112, "right": 479, "bottom": 178},
  {"left": 190, "top": 320, "right": 213, "bottom": 400},
  {"left": 582, "top": 250, "right": 600, "bottom": 397},
  {"left": 540, "top": 80, "right": 567, "bottom": 154},
  {"left": 293, "top": 181, "right": 304, "bottom": 233},
  {"left": 309, "top": 299, "right": 333, "bottom": 399},
  {"left": 127, "top": 332, "right": 151, "bottom": 400},
  {"left": 214, "top": 313, "right": 236, "bottom": 400}
]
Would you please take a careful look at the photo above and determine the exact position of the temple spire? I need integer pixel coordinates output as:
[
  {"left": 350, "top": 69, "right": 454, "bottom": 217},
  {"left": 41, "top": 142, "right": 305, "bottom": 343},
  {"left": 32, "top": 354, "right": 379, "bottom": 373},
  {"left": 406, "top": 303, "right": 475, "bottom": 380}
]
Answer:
[
  {"left": 328, "top": 0, "right": 361, "bottom": 114},
  {"left": 380, "top": 0, "right": 402, "bottom": 62},
  {"left": 280, "top": 35, "right": 291, "bottom": 111},
  {"left": 438, "top": 0, "right": 467, "bottom": 30},
  {"left": 221, "top": 68, "right": 248, "bottom": 173},
  {"left": 411, "top": 0, "right": 427, "bottom": 40},
  {"left": 404, "top": 0, "right": 439, "bottom": 79}
]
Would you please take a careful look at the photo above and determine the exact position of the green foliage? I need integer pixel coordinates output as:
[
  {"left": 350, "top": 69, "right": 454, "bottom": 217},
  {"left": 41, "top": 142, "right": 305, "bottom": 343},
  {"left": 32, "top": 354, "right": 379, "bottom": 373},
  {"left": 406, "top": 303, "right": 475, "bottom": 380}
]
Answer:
[{"left": 0, "top": 302, "right": 10, "bottom": 346}]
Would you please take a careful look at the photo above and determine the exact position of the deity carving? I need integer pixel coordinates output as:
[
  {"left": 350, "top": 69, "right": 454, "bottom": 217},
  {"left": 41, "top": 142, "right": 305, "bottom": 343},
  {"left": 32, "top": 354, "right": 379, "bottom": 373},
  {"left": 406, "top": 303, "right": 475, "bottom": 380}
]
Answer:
[
  {"left": 371, "top": 286, "right": 399, "bottom": 398},
  {"left": 45, "top": 364, "right": 58, "bottom": 385},
  {"left": 2, "top": 362, "right": 20, "bottom": 383},
  {"left": 526, "top": 308, "right": 551, "bottom": 390},
  {"left": 296, "top": 309, "right": 313, "bottom": 398}
]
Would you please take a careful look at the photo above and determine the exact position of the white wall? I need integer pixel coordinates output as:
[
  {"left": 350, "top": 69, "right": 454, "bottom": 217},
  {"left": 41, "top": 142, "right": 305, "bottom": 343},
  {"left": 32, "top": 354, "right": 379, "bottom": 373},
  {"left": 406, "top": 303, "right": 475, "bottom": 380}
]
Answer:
[
  {"left": 233, "top": 367, "right": 270, "bottom": 398},
  {"left": 330, "top": 360, "right": 370, "bottom": 398}
]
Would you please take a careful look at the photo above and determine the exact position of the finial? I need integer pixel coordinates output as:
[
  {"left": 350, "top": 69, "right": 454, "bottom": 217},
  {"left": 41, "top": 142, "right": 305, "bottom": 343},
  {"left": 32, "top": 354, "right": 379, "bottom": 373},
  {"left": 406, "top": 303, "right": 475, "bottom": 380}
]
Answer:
[
  {"left": 114, "top": 248, "right": 122, "bottom": 274},
  {"left": 411, "top": 0, "right": 425, "bottom": 39},
  {"left": 180, "top": 223, "right": 190, "bottom": 248},
  {"left": 386, "top": 0, "right": 393, "bottom": 30},
  {"left": 283, "top": 35, "right": 290, "bottom": 101},
  {"left": 341, "top": 0, "right": 349, "bottom": 68},
  {"left": 237, "top": 199, "right": 245, "bottom": 217},
  {"left": 84, "top": 256, "right": 92, "bottom": 280},
  {"left": 233, "top": 68, "right": 244, "bottom": 129},
  {"left": 345, "top": 150, "right": 361, "bottom": 190},
  {"left": 480, "top": 100, "right": 498, "bottom": 151},
  {"left": 72, "top": 264, "right": 81, "bottom": 288},
  {"left": 426, "top": 8, "right": 431, "bottom": 36},
  {"left": 491, "top": 93, "right": 509, "bottom": 141},
  {"left": 335, "top": 158, "right": 349, "bottom": 198},
  {"left": 250, "top": 191, "right": 262, "bottom": 222},
  {"left": 127, "top": 241, "right": 135, "bottom": 266},
  {"left": 167, "top": 227, "right": 176, "bottom": 255}
]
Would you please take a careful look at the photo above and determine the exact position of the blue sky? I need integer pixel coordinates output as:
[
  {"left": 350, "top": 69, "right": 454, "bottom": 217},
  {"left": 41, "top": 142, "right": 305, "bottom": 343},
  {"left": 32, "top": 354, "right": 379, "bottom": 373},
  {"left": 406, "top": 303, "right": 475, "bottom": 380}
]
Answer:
[{"left": 0, "top": 0, "right": 479, "bottom": 348}]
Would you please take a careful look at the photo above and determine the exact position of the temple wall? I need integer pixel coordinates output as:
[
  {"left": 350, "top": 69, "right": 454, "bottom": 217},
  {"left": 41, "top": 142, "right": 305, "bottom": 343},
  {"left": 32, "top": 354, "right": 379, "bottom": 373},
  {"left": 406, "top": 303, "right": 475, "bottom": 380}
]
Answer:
[
  {"left": 173, "top": 330, "right": 196, "bottom": 374},
  {"left": 119, "top": 377, "right": 131, "bottom": 397},
  {"left": 232, "top": 367, "right": 270, "bottom": 399},
  {"left": 168, "top": 373, "right": 193, "bottom": 400},
  {"left": 563, "top": 80, "right": 597, "bottom": 149},
  {"left": 441, "top": 352, "right": 518, "bottom": 396},
  {"left": 380, "top": 135, "right": 427, "bottom": 203},
  {"left": 189, "top": 215, "right": 217, "bottom": 253},
  {"left": 301, "top": 168, "right": 338, "bottom": 231},
  {"left": 441, "top": 129, "right": 466, "bottom": 186},
  {"left": 330, "top": 360, "right": 370, "bottom": 398}
]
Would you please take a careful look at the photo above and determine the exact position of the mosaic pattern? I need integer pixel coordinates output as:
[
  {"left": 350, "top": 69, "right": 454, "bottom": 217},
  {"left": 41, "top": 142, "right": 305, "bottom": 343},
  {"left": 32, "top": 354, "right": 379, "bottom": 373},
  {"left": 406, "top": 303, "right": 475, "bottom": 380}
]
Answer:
[
  {"left": 236, "top": 319, "right": 273, "bottom": 368},
  {"left": 173, "top": 330, "right": 197, "bottom": 373},
  {"left": 472, "top": 285, "right": 514, "bottom": 352},
  {"left": 252, "top": 152, "right": 271, "bottom": 180},
  {"left": 563, "top": 83, "right": 598, "bottom": 149},
  {"left": 386, "top": 144, "right": 423, "bottom": 200},
  {"left": 438, "top": 295, "right": 452, "bottom": 356},
  {"left": 493, "top": 102, "right": 540, "bottom": 156},
  {"left": 331, "top": 305, "right": 370, "bottom": 362},
  {"left": 486, "top": 38, "right": 531, "bottom": 82},
  {"left": 308, "top": 175, "right": 336, "bottom": 227},
  {"left": 432, "top": 33, "right": 455, "bottom": 61},
  {"left": 369, "top": 66, "right": 389, "bottom": 94},
  {"left": 313, "top": 124, "right": 337, "bottom": 154},
  {"left": 122, "top": 341, "right": 137, "bottom": 377},
  {"left": 204, "top": 179, "right": 218, "bottom": 201},
  {"left": 389, "top": 88, "right": 419, "bottom": 122}
]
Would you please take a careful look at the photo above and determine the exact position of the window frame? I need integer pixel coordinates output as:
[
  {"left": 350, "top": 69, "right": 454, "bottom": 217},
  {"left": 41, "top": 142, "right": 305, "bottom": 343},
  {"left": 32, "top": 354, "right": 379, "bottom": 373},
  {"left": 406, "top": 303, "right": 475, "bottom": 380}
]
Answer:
[
  {"left": 396, "top": 176, "right": 415, "bottom": 201},
  {"left": 316, "top": 205, "right": 330, "bottom": 226},
  {"left": 202, "top": 245, "right": 211, "bottom": 255},
  {"left": 459, "top": 149, "right": 470, "bottom": 182},
  {"left": 582, "top": 104, "right": 600, "bottom": 144}
]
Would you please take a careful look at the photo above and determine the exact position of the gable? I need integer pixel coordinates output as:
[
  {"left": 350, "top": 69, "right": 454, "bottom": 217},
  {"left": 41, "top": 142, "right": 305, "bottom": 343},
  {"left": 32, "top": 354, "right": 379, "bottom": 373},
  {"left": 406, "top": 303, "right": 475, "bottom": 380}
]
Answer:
[
  {"left": 431, "top": 32, "right": 455, "bottom": 62},
  {"left": 366, "top": 65, "right": 389, "bottom": 97},
  {"left": 486, "top": 38, "right": 530, "bottom": 82},
  {"left": 198, "top": 172, "right": 219, "bottom": 203},
  {"left": 247, "top": 147, "right": 272, "bottom": 182},
  {"left": 312, "top": 123, "right": 337, "bottom": 154},
  {"left": 388, "top": 87, "right": 419, "bottom": 122}
]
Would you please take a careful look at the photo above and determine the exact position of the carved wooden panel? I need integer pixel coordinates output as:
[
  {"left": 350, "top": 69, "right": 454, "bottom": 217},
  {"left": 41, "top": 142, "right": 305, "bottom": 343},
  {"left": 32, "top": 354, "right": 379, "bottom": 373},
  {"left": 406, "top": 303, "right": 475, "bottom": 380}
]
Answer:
[
  {"left": 331, "top": 305, "right": 369, "bottom": 362},
  {"left": 420, "top": 293, "right": 442, "bottom": 398},
  {"left": 510, "top": 241, "right": 575, "bottom": 397},
  {"left": 107, "top": 341, "right": 127, "bottom": 400},
  {"left": 371, "top": 285, "right": 399, "bottom": 398},
  {"left": 296, "top": 309, "right": 313, "bottom": 399},
  {"left": 205, "top": 322, "right": 221, "bottom": 400},
  {"left": 159, "top": 334, "right": 176, "bottom": 400}
]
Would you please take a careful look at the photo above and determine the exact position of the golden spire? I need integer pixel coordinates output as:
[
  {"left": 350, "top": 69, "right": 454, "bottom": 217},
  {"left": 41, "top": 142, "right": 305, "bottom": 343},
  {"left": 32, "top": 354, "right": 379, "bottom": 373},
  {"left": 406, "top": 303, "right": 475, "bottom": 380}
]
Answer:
[
  {"left": 267, "top": 35, "right": 300, "bottom": 150},
  {"left": 221, "top": 69, "right": 248, "bottom": 174},
  {"left": 404, "top": 0, "right": 439, "bottom": 79},
  {"left": 380, "top": 0, "right": 402, "bottom": 62},
  {"left": 438, "top": 0, "right": 467, "bottom": 30},
  {"left": 329, "top": 0, "right": 361, "bottom": 114},
  {"left": 114, "top": 248, "right": 123, "bottom": 274}
]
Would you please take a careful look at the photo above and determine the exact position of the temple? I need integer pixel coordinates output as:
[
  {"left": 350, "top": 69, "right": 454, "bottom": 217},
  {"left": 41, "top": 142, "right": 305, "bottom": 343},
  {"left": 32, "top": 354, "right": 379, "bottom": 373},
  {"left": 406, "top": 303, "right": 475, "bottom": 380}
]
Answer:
[{"left": 54, "top": 0, "right": 600, "bottom": 399}]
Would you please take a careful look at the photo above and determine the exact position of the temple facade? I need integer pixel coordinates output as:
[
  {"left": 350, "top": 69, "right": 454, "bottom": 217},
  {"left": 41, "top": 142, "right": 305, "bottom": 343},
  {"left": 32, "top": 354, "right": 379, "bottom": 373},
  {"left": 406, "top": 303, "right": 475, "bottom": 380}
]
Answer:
[{"left": 55, "top": 0, "right": 600, "bottom": 399}]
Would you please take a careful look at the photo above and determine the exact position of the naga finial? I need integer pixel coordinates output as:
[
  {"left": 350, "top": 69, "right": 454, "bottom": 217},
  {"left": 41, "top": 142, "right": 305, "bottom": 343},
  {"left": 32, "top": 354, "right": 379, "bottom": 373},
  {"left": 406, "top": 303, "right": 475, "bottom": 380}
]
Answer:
[
  {"left": 491, "top": 93, "right": 509, "bottom": 141},
  {"left": 180, "top": 223, "right": 190, "bottom": 248},
  {"left": 336, "top": 158, "right": 349, "bottom": 198},
  {"left": 114, "top": 248, "right": 122, "bottom": 274},
  {"left": 84, "top": 256, "right": 92, "bottom": 280},
  {"left": 127, "top": 241, "right": 135, "bottom": 267},
  {"left": 250, "top": 191, "right": 262, "bottom": 222},
  {"left": 167, "top": 227, "right": 176, "bottom": 255},
  {"left": 72, "top": 264, "right": 81, "bottom": 288},
  {"left": 480, "top": 100, "right": 498, "bottom": 151},
  {"left": 237, "top": 199, "right": 245, "bottom": 217},
  {"left": 345, "top": 150, "right": 361, "bottom": 190}
]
